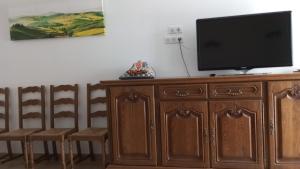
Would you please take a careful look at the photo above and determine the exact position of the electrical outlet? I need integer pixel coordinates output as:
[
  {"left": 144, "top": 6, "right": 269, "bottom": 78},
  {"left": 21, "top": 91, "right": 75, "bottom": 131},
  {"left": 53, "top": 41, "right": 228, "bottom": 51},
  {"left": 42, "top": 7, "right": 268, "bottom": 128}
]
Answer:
[
  {"left": 165, "top": 35, "right": 183, "bottom": 44},
  {"left": 168, "top": 25, "right": 183, "bottom": 34}
]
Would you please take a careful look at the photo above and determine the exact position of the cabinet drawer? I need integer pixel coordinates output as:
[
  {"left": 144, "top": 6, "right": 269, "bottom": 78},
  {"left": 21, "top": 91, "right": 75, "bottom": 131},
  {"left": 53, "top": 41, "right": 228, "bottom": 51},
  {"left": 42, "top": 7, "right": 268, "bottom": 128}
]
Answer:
[
  {"left": 209, "top": 82, "right": 263, "bottom": 98},
  {"left": 159, "top": 84, "right": 207, "bottom": 100}
]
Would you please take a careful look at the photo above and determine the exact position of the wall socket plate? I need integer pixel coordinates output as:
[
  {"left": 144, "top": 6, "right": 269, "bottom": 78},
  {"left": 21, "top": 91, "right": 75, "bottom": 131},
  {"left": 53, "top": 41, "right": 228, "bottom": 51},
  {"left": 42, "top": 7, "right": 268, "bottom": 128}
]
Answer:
[
  {"left": 165, "top": 35, "right": 183, "bottom": 44},
  {"left": 168, "top": 25, "right": 183, "bottom": 34}
]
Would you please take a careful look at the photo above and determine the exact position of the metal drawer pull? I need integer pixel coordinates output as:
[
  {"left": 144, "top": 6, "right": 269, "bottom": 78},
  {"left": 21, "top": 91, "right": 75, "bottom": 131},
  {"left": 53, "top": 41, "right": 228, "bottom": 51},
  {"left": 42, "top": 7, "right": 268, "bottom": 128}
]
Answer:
[{"left": 175, "top": 90, "right": 190, "bottom": 97}]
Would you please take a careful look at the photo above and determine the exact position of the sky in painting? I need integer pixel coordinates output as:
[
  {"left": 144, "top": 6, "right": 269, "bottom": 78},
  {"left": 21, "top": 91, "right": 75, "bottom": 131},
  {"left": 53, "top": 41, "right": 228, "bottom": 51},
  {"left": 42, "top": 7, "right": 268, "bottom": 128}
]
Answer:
[{"left": 9, "top": 0, "right": 103, "bottom": 19}]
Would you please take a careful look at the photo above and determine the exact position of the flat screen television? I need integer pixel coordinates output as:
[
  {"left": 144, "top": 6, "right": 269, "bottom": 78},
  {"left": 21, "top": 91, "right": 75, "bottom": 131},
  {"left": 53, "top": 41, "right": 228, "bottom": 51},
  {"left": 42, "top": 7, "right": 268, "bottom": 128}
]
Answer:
[{"left": 196, "top": 11, "right": 292, "bottom": 71}]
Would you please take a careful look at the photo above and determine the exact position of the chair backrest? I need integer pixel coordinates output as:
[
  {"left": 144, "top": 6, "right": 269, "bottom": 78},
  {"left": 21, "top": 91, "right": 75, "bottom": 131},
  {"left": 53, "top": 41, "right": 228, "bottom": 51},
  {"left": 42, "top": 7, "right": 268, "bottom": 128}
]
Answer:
[
  {"left": 18, "top": 86, "right": 46, "bottom": 129},
  {"left": 0, "top": 88, "right": 9, "bottom": 132},
  {"left": 50, "top": 84, "right": 78, "bottom": 130},
  {"left": 87, "top": 83, "right": 107, "bottom": 128}
]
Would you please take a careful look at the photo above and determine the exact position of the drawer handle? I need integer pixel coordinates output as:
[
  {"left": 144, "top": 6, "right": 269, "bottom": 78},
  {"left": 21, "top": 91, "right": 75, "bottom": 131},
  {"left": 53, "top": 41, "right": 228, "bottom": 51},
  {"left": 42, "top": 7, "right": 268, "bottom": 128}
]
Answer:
[
  {"left": 227, "top": 89, "right": 243, "bottom": 96},
  {"left": 175, "top": 90, "right": 190, "bottom": 97}
]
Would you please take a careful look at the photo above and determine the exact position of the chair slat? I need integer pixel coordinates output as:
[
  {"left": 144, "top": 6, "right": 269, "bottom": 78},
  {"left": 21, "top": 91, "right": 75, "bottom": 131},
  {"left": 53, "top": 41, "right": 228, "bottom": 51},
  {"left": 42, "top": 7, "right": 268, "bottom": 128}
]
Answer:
[
  {"left": 89, "top": 83, "right": 105, "bottom": 90},
  {"left": 22, "top": 112, "right": 42, "bottom": 119},
  {"left": 0, "top": 113, "right": 5, "bottom": 119},
  {"left": 54, "top": 98, "right": 75, "bottom": 105},
  {"left": 54, "top": 111, "right": 75, "bottom": 118},
  {"left": 0, "top": 101, "right": 5, "bottom": 107},
  {"left": 90, "top": 97, "right": 106, "bottom": 104},
  {"left": 22, "top": 99, "right": 41, "bottom": 106},
  {"left": 22, "top": 86, "right": 41, "bottom": 93},
  {"left": 90, "top": 111, "right": 107, "bottom": 118},
  {"left": 53, "top": 85, "right": 77, "bottom": 92},
  {"left": 0, "top": 88, "right": 4, "bottom": 94}
]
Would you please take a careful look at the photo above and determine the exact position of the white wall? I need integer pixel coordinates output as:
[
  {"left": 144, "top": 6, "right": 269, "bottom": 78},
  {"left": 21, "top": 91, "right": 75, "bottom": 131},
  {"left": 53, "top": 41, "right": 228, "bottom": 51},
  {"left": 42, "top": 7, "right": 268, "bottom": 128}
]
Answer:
[{"left": 0, "top": 0, "right": 299, "bottom": 153}]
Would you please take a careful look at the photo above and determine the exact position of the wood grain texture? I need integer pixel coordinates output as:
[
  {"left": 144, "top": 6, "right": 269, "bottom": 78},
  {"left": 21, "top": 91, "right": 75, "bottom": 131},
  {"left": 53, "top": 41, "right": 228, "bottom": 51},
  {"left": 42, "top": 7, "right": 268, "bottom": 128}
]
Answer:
[
  {"left": 90, "top": 97, "right": 107, "bottom": 104},
  {"left": 268, "top": 81, "right": 300, "bottom": 169},
  {"left": 110, "top": 86, "right": 157, "bottom": 166},
  {"left": 22, "top": 112, "right": 42, "bottom": 119},
  {"left": 210, "top": 100, "right": 263, "bottom": 169},
  {"left": 52, "top": 84, "right": 77, "bottom": 92},
  {"left": 160, "top": 101, "right": 209, "bottom": 168},
  {"left": 21, "top": 86, "right": 41, "bottom": 93},
  {"left": 53, "top": 98, "right": 75, "bottom": 105},
  {"left": 22, "top": 99, "right": 41, "bottom": 106}
]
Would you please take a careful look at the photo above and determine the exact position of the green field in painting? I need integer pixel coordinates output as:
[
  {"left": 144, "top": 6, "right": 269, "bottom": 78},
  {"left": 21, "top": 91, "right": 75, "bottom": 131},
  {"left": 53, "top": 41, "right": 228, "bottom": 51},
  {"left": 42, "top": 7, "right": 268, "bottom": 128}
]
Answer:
[{"left": 10, "top": 11, "right": 105, "bottom": 40}]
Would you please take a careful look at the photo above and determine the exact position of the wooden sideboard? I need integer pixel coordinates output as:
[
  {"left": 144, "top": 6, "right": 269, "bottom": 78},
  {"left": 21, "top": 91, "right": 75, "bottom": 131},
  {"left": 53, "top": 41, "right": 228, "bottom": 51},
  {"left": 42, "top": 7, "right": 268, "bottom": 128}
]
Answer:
[{"left": 101, "top": 73, "right": 300, "bottom": 169}]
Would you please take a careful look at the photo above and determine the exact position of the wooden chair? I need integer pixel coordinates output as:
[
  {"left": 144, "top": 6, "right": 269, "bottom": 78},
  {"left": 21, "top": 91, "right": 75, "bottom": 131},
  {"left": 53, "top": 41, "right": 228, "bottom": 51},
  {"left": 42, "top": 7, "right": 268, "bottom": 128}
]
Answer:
[
  {"left": 69, "top": 83, "right": 108, "bottom": 169},
  {"left": 0, "top": 86, "right": 47, "bottom": 169},
  {"left": 0, "top": 88, "right": 13, "bottom": 161},
  {"left": 29, "top": 84, "right": 81, "bottom": 169}
]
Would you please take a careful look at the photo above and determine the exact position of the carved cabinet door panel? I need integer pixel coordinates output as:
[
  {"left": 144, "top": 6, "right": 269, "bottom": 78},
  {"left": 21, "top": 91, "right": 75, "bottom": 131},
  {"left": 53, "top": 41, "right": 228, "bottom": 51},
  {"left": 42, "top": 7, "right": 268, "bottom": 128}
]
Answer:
[
  {"left": 110, "top": 86, "right": 157, "bottom": 166},
  {"left": 210, "top": 100, "right": 264, "bottom": 169},
  {"left": 160, "top": 101, "right": 209, "bottom": 168},
  {"left": 269, "top": 81, "right": 300, "bottom": 169}
]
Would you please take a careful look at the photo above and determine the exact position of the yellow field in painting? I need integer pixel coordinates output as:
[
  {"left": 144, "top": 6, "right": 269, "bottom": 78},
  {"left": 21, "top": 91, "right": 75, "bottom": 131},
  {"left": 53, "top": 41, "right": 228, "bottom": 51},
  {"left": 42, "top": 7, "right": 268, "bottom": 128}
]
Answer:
[{"left": 74, "top": 28, "right": 105, "bottom": 37}]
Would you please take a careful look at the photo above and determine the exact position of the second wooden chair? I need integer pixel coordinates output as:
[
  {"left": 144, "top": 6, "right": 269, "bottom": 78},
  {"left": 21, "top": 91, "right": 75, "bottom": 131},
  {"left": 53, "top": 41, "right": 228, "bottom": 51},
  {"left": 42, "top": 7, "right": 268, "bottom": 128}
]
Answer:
[{"left": 29, "top": 84, "right": 81, "bottom": 169}]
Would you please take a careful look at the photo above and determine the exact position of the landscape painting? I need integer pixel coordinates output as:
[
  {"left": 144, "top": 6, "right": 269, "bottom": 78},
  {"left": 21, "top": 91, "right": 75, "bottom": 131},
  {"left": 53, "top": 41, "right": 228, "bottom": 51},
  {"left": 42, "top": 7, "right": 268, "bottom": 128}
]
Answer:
[{"left": 9, "top": 0, "right": 105, "bottom": 40}]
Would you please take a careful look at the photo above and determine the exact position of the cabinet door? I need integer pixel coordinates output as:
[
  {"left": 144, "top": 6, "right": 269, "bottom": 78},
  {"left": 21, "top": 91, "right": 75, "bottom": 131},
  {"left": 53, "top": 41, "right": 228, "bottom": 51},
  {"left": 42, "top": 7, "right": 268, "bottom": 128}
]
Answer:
[
  {"left": 210, "top": 100, "right": 264, "bottom": 169},
  {"left": 160, "top": 101, "right": 209, "bottom": 168},
  {"left": 269, "top": 81, "right": 300, "bottom": 169},
  {"left": 110, "top": 86, "right": 157, "bottom": 166}
]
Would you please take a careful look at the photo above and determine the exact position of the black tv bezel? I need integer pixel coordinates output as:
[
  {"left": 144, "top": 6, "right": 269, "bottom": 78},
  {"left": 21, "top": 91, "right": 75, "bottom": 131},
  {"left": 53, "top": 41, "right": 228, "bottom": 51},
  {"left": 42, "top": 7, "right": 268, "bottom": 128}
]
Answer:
[{"left": 196, "top": 11, "right": 293, "bottom": 71}]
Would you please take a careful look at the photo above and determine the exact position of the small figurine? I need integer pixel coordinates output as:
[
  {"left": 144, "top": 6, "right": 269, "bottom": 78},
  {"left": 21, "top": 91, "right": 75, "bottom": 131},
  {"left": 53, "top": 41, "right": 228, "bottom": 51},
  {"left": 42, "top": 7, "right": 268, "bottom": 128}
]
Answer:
[{"left": 119, "top": 60, "right": 155, "bottom": 79}]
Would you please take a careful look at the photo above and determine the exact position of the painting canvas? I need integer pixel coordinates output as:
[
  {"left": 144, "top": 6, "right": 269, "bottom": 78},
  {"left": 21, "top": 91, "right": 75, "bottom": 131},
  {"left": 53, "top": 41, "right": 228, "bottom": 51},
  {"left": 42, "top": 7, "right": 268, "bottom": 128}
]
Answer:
[{"left": 9, "top": 0, "right": 105, "bottom": 40}]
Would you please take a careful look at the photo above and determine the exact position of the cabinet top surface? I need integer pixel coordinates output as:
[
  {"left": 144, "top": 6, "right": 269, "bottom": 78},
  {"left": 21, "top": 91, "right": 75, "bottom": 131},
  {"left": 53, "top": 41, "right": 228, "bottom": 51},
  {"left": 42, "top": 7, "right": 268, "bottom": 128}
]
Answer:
[{"left": 101, "top": 72, "right": 300, "bottom": 86}]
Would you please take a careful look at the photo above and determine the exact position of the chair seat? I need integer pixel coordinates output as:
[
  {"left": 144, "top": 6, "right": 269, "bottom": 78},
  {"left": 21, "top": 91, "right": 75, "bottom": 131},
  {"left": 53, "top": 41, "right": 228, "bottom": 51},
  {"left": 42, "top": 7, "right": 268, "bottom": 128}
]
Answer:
[
  {"left": 30, "top": 128, "right": 76, "bottom": 141},
  {"left": 0, "top": 128, "right": 42, "bottom": 140},
  {"left": 70, "top": 128, "right": 108, "bottom": 141}
]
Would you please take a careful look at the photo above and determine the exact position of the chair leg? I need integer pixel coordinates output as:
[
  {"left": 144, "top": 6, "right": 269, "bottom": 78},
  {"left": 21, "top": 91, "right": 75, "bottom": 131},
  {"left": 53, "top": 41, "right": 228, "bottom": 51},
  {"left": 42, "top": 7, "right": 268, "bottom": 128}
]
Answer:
[
  {"left": 43, "top": 141, "right": 49, "bottom": 159},
  {"left": 52, "top": 141, "right": 58, "bottom": 160},
  {"left": 24, "top": 139, "right": 29, "bottom": 169},
  {"left": 88, "top": 141, "right": 95, "bottom": 161},
  {"left": 29, "top": 140, "right": 35, "bottom": 169},
  {"left": 101, "top": 138, "right": 106, "bottom": 169},
  {"left": 7, "top": 141, "right": 13, "bottom": 158},
  {"left": 76, "top": 141, "right": 81, "bottom": 159},
  {"left": 21, "top": 141, "right": 25, "bottom": 159},
  {"left": 60, "top": 137, "right": 66, "bottom": 169},
  {"left": 69, "top": 138, "right": 74, "bottom": 169},
  {"left": 0, "top": 141, "right": 13, "bottom": 161}
]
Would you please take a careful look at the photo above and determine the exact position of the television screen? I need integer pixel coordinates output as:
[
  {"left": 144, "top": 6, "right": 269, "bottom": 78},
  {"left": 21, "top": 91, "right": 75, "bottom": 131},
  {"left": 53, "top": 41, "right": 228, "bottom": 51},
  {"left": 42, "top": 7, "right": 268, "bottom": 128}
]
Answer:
[{"left": 196, "top": 11, "right": 292, "bottom": 70}]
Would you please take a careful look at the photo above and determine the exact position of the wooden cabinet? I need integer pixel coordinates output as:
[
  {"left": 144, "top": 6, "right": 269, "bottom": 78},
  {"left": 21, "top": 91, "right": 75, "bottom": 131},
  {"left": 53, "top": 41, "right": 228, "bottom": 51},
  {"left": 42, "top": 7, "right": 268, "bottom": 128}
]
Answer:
[
  {"left": 110, "top": 86, "right": 157, "bottom": 166},
  {"left": 103, "top": 73, "right": 300, "bottom": 169},
  {"left": 160, "top": 101, "right": 209, "bottom": 168},
  {"left": 268, "top": 81, "right": 300, "bottom": 169},
  {"left": 210, "top": 100, "right": 264, "bottom": 169}
]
